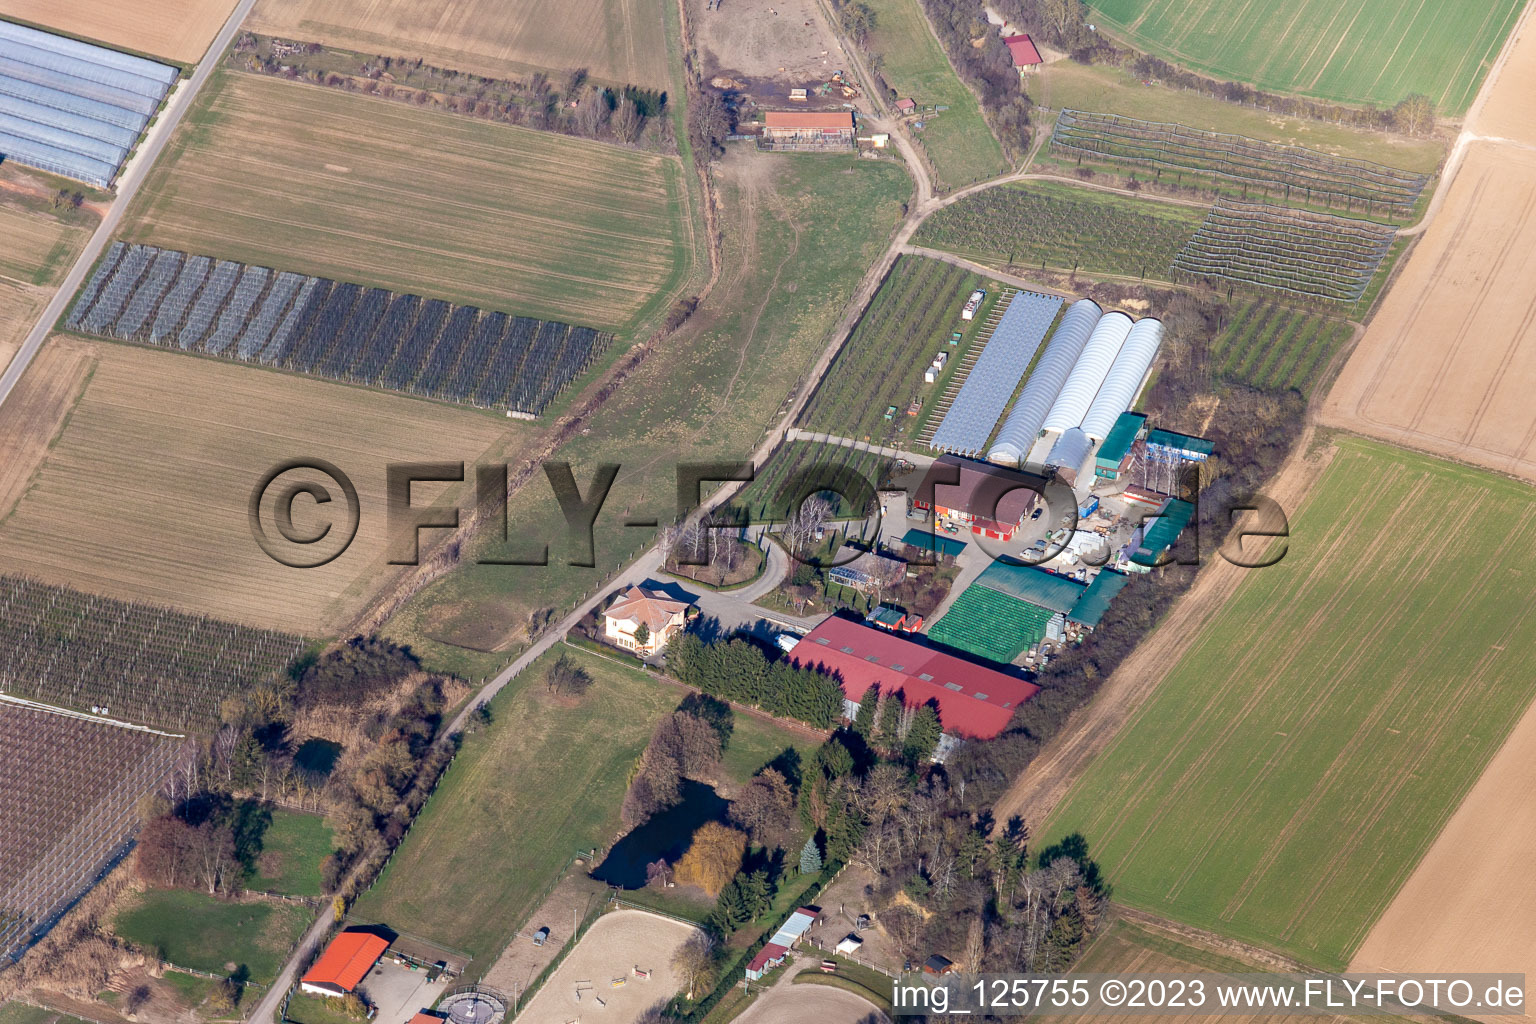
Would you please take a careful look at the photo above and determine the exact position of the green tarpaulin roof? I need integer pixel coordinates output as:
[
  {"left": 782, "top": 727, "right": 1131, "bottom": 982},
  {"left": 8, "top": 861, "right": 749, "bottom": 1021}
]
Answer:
[
  {"left": 899, "top": 528, "right": 967, "bottom": 558},
  {"left": 1132, "top": 499, "right": 1195, "bottom": 566},
  {"left": 975, "top": 560, "right": 1085, "bottom": 613},
  {"left": 1067, "top": 569, "right": 1132, "bottom": 626},
  {"left": 1097, "top": 412, "right": 1147, "bottom": 464}
]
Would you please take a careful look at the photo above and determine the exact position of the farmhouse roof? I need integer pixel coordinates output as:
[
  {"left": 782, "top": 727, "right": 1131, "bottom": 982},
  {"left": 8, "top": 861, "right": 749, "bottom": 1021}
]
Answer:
[
  {"left": 916, "top": 454, "right": 1039, "bottom": 525},
  {"left": 301, "top": 930, "right": 389, "bottom": 992},
  {"left": 1146, "top": 428, "right": 1215, "bottom": 456},
  {"left": 1003, "top": 34, "right": 1042, "bottom": 66},
  {"left": 605, "top": 586, "right": 690, "bottom": 632},
  {"left": 790, "top": 617, "right": 1039, "bottom": 739},
  {"left": 1098, "top": 412, "right": 1147, "bottom": 464},
  {"left": 408, "top": 1014, "right": 445, "bottom": 1024},
  {"left": 747, "top": 942, "right": 790, "bottom": 973},
  {"left": 1132, "top": 498, "right": 1195, "bottom": 566},
  {"left": 764, "top": 110, "right": 855, "bottom": 130}
]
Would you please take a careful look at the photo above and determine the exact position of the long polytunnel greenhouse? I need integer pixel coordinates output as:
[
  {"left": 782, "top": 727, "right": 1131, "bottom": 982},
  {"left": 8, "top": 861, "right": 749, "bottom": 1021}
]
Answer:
[
  {"left": 1042, "top": 311, "right": 1133, "bottom": 434},
  {"left": 987, "top": 298, "right": 1102, "bottom": 466},
  {"left": 0, "top": 19, "right": 176, "bottom": 187},
  {"left": 1080, "top": 317, "right": 1163, "bottom": 441}
]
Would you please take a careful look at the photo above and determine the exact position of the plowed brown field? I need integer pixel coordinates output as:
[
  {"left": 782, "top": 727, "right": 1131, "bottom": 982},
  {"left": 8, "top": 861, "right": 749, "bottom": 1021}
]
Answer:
[
  {"left": 1336, "top": 8, "right": 1536, "bottom": 1004},
  {"left": 1325, "top": 15, "right": 1536, "bottom": 483},
  {"left": 0, "top": 0, "right": 235, "bottom": 62},
  {"left": 0, "top": 340, "right": 523, "bottom": 634},
  {"left": 247, "top": 0, "right": 670, "bottom": 89}
]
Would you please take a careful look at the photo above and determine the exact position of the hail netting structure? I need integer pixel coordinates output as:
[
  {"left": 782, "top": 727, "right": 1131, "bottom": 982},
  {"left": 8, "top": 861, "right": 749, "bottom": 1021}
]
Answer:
[
  {"left": 930, "top": 289, "right": 1063, "bottom": 456},
  {"left": 1050, "top": 110, "right": 1429, "bottom": 211},
  {"left": 1172, "top": 200, "right": 1395, "bottom": 302},
  {"left": 64, "top": 244, "right": 611, "bottom": 416},
  {"left": 0, "top": 702, "right": 183, "bottom": 964},
  {"left": 988, "top": 298, "right": 1102, "bottom": 466},
  {"left": 0, "top": 20, "right": 176, "bottom": 187},
  {"left": 1042, "top": 311, "right": 1132, "bottom": 434},
  {"left": 1080, "top": 317, "right": 1163, "bottom": 441}
]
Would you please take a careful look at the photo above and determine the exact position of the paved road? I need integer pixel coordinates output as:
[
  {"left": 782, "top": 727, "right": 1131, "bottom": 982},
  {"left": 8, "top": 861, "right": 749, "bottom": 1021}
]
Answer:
[{"left": 0, "top": 0, "right": 257, "bottom": 410}]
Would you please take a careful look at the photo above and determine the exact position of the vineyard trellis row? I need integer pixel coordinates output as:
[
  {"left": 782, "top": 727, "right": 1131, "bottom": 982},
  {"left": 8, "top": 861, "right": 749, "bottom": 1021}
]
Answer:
[
  {"left": 1050, "top": 110, "right": 1428, "bottom": 217},
  {"left": 1172, "top": 200, "right": 1396, "bottom": 302},
  {"left": 0, "top": 702, "right": 183, "bottom": 964},
  {"left": 0, "top": 575, "right": 306, "bottom": 732},
  {"left": 65, "top": 245, "right": 613, "bottom": 416}
]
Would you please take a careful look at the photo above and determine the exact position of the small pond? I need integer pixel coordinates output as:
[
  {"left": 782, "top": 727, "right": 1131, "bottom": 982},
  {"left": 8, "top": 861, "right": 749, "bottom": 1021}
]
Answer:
[{"left": 592, "top": 779, "right": 729, "bottom": 889}]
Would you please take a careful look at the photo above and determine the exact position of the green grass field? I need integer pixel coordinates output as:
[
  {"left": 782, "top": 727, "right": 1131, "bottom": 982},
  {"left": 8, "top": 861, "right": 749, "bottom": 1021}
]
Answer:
[
  {"left": 916, "top": 180, "right": 1203, "bottom": 281},
  {"left": 111, "top": 889, "right": 311, "bottom": 984},
  {"left": 248, "top": 810, "right": 334, "bottom": 898},
  {"left": 1086, "top": 0, "right": 1522, "bottom": 113},
  {"left": 384, "top": 152, "right": 909, "bottom": 659},
  {"left": 720, "top": 712, "right": 820, "bottom": 787},
  {"left": 1212, "top": 300, "right": 1355, "bottom": 396},
  {"left": 1041, "top": 438, "right": 1536, "bottom": 967},
  {"left": 0, "top": 1005, "right": 96, "bottom": 1024},
  {"left": 1067, "top": 919, "right": 1426, "bottom": 1024},
  {"left": 117, "top": 71, "right": 693, "bottom": 335},
  {"left": 350, "top": 646, "right": 681, "bottom": 962},
  {"left": 1032, "top": 63, "right": 1447, "bottom": 174},
  {"left": 800, "top": 255, "right": 1004, "bottom": 444},
  {"left": 861, "top": 0, "right": 1007, "bottom": 187}
]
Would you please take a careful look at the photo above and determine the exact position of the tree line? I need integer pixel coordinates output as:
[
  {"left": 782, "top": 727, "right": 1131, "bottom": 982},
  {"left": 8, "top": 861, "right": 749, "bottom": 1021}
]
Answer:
[{"left": 665, "top": 632, "right": 847, "bottom": 728}]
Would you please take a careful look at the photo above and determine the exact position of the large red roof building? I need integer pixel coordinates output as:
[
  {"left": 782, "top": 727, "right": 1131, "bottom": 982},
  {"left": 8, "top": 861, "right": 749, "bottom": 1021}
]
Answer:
[
  {"left": 790, "top": 617, "right": 1039, "bottom": 739},
  {"left": 300, "top": 930, "right": 390, "bottom": 997}
]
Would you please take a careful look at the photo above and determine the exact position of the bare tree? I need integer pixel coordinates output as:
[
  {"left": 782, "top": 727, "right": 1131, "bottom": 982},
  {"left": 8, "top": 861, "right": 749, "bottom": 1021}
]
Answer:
[
  {"left": 671, "top": 931, "right": 717, "bottom": 999},
  {"left": 613, "top": 97, "right": 644, "bottom": 144},
  {"left": 964, "top": 913, "right": 987, "bottom": 972},
  {"left": 577, "top": 86, "right": 610, "bottom": 136}
]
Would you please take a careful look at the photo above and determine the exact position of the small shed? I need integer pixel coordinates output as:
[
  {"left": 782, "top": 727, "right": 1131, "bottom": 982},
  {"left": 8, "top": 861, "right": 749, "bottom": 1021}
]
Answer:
[
  {"left": 895, "top": 97, "right": 916, "bottom": 114},
  {"left": 923, "top": 954, "right": 955, "bottom": 975}
]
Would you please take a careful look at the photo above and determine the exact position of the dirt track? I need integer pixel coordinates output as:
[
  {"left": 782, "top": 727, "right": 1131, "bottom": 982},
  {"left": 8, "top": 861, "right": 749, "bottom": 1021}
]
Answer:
[
  {"left": 0, "top": 338, "right": 93, "bottom": 522},
  {"left": 1323, "top": 13, "right": 1536, "bottom": 485}
]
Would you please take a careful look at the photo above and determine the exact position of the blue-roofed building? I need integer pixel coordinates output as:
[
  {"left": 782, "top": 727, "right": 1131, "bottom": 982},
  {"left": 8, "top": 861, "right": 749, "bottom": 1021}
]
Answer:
[{"left": 0, "top": 20, "right": 175, "bottom": 186}]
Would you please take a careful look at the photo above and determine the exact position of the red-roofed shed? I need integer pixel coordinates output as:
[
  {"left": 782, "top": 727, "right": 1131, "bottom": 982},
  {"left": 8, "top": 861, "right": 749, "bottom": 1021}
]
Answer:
[
  {"left": 790, "top": 617, "right": 1039, "bottom": 739},
  {"left": 1003, "top": 34, "right": 1043, "bottom": 70},
  {"left": 895, "top": 97, "right": 917, "bottom": 114},
  {"left": 301, "top": 930, "right": 390, "bottom": 996}
]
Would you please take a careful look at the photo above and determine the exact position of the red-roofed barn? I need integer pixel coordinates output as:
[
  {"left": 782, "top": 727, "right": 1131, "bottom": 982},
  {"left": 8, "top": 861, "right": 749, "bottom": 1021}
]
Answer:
[
  {"left": 790, "top": 617, "right": 1039, "bottom": 740},
  {"left": 761, "top": 111, "right": 857, "bottom": 150},
  {"left": 300, "top": 930, "right": 390, "bottom": 997},
  {"left": 1003, "top": 34, "right": 1043, "bottom": 72}
]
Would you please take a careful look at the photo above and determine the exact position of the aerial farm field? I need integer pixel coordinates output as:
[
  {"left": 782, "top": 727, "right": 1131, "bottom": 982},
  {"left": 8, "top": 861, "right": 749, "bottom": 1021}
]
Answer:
[
  {"left": 0, "top": 340, "right": 520, "bottom": 635},
  {"left": 1041, "top": 438, "right": 1536, "bottom": 968},
  {"left": 1032, "top": 62, "right": 1447, "bottom": 173},
  {"left": 118, "top": 72, "right": 692, "bottom": 334},
  {"left": 1084, "top": 0, "right": 1523, "bottom": 113},
  {"left": 246, "top": 0, "right": 671, "bottom": 89},
  {"left": 386, "top": 151, "right": 910, "bottom": 660},
  {"left": 1350, "top": 668, "right": 1536, "bottom": 1008},
  {"left": 1324, "top": 143, "right": 1536, "bottom": 483},
  {"left": 861, "top": 0, "right": 1007, "bottom": 188},
  {"left": 0, "top": 200, "right": 91, "bottom": 371},
  {"left": 0, "top": 0, "right": 232, "bottom": 62},
  {"left": 350, "top": 647, "right": 679, "bottom": 964},
  {"left": 915, "top": 180, "right": 1203, "bottom": 281},
  {"left": 1070, "top": 919, "right": 1423, "bottom": 1024},
  {"left": 1209, "top": 300, "right": 1354, "bottom": 396},
  {"left": 800, "top": 255, "right": 1000, "bottom": 443}
]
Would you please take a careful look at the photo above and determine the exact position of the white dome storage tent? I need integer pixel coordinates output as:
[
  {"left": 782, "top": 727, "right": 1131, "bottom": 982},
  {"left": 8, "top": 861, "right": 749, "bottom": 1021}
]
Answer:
[
  {"left": 987, "top": 298, "right": 1102, "bottom": 466},
  {"left": 1045, "top": 426, "right": 1092, "bottom": 471},
  {"left": 1081, "top": 317, "right": 1164, "bottom": 441},
  {"left": 1041, "top": 311, "right": 1133, "bottom": 434}
]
